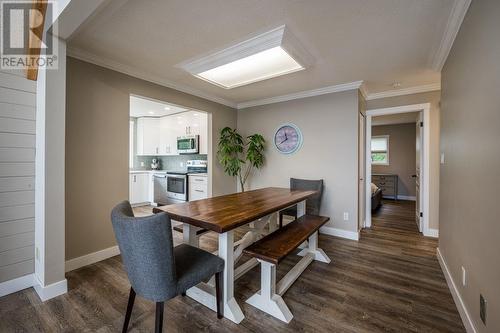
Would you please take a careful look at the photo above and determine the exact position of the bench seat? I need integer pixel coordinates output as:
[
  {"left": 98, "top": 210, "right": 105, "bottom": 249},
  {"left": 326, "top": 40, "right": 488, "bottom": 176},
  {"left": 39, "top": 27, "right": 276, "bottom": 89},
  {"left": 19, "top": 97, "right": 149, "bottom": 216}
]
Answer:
[
  {"left": 244, "top": 214, "right": 329, "bottom": 265},
  {"left": 244, "top": 214, "right": 331, "bottom": 323}
]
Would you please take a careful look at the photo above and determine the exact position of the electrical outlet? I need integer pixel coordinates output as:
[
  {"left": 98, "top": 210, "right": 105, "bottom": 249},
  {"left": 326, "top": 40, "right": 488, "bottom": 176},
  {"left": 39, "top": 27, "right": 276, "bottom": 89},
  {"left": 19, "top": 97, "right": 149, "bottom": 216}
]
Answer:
[
  {"left": 461, "top": 266, "right": 466, "bottom": 286},
  {"left": 480, "top": 294, "right": 487, "bottom": 325},
  {"left": 343, "top": 212, "right": 349, "bottom": 221},
  {"left": 180, "top": 162, "right": 184, "bottom": 167},
  {"left": 140, "top": 161, "right": 145, "bottom": 167}
]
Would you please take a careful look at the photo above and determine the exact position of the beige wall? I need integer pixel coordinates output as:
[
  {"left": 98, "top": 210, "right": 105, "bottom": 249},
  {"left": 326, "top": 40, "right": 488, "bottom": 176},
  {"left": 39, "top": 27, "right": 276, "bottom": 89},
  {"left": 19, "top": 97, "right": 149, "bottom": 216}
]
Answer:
[
  {"left": 65, "top": 57, "right": 237, "bottom": 260},
  {"left": 440, "top": 0, "right": 500, "bottom": 331},
  {"left": 367, "top": 91, "right": 440, "bottom": 230},
  {"left": 372, "top": 123, "right": 416, "bottom": 197},
  {"left": 238, "top": 90, "right": 360, "bottom": 233}
]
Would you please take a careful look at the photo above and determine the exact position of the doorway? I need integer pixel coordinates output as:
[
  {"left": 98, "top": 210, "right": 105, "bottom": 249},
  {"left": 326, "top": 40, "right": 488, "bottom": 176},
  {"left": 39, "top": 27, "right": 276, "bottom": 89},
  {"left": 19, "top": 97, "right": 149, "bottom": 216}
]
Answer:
[
  {"left": 364, "top": 104, "right": 432, "bottom": 236},
  {"left": 128, "top": 94, "right": 212, "bottom": 212}
]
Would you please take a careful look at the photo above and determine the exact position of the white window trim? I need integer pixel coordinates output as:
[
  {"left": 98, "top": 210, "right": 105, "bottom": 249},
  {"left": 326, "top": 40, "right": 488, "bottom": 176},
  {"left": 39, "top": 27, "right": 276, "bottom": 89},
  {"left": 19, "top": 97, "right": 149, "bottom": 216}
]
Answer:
[{"left": 371, "top": 135, "right": 389, "bottom": 165}]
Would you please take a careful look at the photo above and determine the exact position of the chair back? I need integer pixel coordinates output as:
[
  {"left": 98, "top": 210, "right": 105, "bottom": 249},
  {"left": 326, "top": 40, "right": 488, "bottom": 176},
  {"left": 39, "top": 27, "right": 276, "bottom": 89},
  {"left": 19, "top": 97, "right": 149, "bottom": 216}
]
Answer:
[
  {"left": 111, "top": 201, "right": 176, "bottom": 301},
  {"left": 290, "top": 178, "right": 324, "bottom": 215}
]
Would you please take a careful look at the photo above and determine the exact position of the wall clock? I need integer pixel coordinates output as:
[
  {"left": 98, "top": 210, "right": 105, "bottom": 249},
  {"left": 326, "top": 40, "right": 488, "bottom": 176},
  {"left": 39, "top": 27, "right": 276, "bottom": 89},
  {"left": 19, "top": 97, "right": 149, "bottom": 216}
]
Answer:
[{"left": 274, "top": 123, "right": 303, "bottom": 154}]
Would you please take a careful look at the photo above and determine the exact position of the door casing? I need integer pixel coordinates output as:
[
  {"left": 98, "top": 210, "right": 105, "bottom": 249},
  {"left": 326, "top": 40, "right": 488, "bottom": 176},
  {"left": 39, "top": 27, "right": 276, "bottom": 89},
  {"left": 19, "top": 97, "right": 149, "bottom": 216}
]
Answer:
[{"left": 364, "top": 103, "right": 433, "bottom": 237}]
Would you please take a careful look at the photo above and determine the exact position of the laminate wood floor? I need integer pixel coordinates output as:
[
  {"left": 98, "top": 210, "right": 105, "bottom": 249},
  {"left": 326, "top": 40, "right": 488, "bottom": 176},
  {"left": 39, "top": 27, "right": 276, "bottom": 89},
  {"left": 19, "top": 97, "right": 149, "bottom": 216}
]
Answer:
[{"left": 0, "top": 200, "right": 464, "bottom": 332}]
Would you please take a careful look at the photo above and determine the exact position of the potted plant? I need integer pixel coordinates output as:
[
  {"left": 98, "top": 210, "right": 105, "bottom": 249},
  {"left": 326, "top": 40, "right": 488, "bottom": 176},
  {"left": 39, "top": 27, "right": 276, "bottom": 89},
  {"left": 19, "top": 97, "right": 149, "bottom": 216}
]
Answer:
[{"left": 217, "top": 127, "right": 265, "bottom": 192}]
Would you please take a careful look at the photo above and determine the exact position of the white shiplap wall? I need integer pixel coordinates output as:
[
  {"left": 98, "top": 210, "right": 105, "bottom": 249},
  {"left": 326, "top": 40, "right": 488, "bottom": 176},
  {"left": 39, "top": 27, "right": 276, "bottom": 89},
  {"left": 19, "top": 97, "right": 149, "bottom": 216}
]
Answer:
[{"left": 0, "top": 70, "right": 36, "bottom": 284}]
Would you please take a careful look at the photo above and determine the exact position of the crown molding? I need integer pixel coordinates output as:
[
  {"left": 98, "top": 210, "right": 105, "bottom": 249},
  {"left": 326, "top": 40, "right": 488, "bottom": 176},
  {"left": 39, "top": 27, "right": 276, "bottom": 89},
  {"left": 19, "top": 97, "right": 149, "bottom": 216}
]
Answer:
[
  {"left": 359, "top": 83, "right": 369, "bottom": 100},
  {"left": 67, "top": 48, "right": 440, "bottom": 109},
  {"left": 430, "top": 0, "right": 471, "bottom": 71},
  {"left": 66, "top": 47, "right": 237, "bottom": 108},
  {"left": 365, "top": 83, "right": 441, "bottom": 101},
  {"left": 237, "top": 81, "right": 364, "bottom": 109}
]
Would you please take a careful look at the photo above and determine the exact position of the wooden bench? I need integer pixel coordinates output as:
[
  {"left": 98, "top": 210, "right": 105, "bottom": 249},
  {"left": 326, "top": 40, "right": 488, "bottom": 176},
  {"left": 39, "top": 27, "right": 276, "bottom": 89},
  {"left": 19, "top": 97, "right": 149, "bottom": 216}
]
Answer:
[{"left": 243, "top": 214, "right": 331, "bottom": 323}]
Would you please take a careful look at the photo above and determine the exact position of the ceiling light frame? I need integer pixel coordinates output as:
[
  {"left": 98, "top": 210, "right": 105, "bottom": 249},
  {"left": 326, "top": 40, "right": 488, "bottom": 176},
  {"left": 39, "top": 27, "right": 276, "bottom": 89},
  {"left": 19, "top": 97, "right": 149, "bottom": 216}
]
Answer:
[{"left": 177, "top": 25, "right": 314, "bottom": 89}]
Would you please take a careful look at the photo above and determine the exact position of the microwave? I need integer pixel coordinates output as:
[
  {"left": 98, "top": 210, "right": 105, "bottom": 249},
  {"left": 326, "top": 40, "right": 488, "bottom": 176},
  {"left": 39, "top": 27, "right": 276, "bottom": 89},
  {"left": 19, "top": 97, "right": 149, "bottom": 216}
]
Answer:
[{"left": 177, "top": 135, "right": 199, "bottom": 154}]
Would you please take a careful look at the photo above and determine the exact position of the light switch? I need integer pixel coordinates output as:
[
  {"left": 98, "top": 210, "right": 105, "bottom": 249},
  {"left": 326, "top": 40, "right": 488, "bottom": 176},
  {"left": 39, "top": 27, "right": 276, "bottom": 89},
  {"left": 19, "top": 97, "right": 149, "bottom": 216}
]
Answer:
[{"left": 440, "top": 153, "right": 445, "bottom": 164}]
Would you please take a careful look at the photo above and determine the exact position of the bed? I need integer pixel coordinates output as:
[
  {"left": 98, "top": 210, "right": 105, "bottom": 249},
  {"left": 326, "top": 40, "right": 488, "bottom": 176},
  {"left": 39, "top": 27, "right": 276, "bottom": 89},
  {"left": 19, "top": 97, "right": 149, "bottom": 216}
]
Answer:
[{"left": 371, "top": 183, "right": 383, "bottom": 211}]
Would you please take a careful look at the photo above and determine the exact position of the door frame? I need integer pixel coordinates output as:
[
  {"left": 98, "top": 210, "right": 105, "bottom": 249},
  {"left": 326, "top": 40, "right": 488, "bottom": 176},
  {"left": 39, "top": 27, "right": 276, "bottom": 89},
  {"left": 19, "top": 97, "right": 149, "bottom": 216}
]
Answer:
[{"left": 364, "top": 103, "right": 432, "bottom": 236}]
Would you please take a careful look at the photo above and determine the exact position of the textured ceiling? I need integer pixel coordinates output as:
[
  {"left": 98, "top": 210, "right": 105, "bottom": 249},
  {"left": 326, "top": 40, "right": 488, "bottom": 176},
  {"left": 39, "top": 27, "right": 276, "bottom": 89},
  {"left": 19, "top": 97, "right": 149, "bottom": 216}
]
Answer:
[{"left": 68, "top": 0, "right": 455, "bottom": 105}]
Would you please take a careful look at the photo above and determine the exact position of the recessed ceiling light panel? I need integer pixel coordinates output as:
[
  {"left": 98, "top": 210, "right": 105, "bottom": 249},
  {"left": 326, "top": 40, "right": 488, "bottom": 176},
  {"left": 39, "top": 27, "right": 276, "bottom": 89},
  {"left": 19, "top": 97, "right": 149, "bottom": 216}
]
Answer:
[{"left": 177, "top": 25, "right": 313, "bottom": 89}]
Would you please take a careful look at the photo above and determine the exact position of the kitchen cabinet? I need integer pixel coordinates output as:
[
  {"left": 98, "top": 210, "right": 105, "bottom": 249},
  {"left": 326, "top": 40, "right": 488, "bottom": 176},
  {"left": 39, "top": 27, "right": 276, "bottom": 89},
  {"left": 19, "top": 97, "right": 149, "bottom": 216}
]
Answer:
[
  {"left": 189, "top": 174, "right": 208, "bottom": 201},
  {"left": 136, "top": 111, "right": 208, "bottom": 156},
  {"left": 159, "top": 116, "right": 180, "bottom": 155},
  {"left": 176, "top": 111, "right": 208, "bottom": 154},
  {"left": 129, "top": 172, "right": 149, "bottom": 205},
  {"left": 137, "top": 118, "right": 160, "bottom": 155}
]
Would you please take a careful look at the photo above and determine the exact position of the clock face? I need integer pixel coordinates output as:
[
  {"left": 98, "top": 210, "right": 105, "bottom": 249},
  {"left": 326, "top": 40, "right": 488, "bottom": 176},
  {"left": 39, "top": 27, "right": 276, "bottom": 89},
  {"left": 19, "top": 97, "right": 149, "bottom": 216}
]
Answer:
[{"left": 274, "top": 124, "right": 302, "bottom": 154}]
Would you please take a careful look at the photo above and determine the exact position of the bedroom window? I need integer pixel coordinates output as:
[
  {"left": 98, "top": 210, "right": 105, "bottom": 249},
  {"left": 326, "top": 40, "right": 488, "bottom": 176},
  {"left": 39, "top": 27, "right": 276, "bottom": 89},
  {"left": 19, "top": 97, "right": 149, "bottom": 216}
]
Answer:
[{"left": 371, "top": 135, "right": 389, "bottom": 165}]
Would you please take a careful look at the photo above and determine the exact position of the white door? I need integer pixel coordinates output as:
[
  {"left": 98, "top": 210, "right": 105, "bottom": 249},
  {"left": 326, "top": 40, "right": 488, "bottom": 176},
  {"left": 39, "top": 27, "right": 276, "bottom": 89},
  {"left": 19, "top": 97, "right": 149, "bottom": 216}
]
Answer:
[
  {"left": 415, "top": 113, "right": 424, "bottom": 232},
  {"left": 358, "top": 113, "right": 366, "bottom": 230}
]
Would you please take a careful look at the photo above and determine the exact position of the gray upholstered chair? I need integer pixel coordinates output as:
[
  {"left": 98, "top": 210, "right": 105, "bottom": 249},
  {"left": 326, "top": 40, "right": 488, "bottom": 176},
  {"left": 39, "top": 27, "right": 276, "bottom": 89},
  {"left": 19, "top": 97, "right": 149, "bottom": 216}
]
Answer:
[
  {"left": 279, "top": 178, "right": 324, "bottom": 228},
  {"left": 111, "top": 201, "right": 224, "bottom": 333}
]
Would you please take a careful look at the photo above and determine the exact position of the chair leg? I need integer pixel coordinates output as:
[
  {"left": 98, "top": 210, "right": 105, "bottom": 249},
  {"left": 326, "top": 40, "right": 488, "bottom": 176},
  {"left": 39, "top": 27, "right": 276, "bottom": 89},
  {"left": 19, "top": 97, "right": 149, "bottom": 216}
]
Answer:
[
  {"left": 155, "top": 302, "right": 164, "bottom": 333},
  {"left": 122, "top": 288, "right": 136, "bottom": 333},
  {"left": 279, "top": 212, "right": 283, "bottom": 228},
  {"left": 215, "top": 271, "right": 224, "bottom": 319}
]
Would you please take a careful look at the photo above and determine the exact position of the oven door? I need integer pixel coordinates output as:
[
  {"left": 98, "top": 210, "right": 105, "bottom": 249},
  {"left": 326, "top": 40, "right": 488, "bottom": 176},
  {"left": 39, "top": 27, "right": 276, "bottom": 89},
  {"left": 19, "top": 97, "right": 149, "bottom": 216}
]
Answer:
[{"left": 166, "top": 174, "right": 187, "bottom": 201}]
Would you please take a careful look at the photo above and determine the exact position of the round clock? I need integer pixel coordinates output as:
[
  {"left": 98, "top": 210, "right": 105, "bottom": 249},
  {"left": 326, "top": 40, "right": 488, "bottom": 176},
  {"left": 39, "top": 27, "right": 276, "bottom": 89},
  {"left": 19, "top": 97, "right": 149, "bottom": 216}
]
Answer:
[{"left": 274, "top": 123, "right": 303, "bottom": 154}]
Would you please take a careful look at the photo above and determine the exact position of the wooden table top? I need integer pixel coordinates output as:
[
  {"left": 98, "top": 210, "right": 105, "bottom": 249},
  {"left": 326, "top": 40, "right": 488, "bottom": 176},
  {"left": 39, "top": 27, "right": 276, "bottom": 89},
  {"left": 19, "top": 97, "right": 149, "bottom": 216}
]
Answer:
[{"left": 153, "top": 187, "right": 317, "bottom": 233}]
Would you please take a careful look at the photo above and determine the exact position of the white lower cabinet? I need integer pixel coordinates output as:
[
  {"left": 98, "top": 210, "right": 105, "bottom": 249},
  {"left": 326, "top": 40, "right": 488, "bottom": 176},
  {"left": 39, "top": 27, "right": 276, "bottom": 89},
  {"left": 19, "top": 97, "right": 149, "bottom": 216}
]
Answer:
[
  {"left": 189, "top": 175, "right": 208, "bottom": 201},
  {"left": 129, "top": 172, "right": 149, "bottom": 205}
]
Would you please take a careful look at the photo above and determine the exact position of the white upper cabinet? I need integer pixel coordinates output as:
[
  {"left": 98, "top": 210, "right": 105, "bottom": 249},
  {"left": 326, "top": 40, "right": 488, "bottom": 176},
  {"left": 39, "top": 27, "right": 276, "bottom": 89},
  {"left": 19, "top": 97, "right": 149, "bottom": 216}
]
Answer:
[
  {"left": 137, "top": 118, "right": 160, "bottom": 155},
  {"left": 159, "top": 116, "right": 179, "bottom": 155},
  {"left": 136, "top": 111, "right": 208, "bottom": 156},
  {"left": 182, "top": 111, "right": 208, "bottom": 154}
]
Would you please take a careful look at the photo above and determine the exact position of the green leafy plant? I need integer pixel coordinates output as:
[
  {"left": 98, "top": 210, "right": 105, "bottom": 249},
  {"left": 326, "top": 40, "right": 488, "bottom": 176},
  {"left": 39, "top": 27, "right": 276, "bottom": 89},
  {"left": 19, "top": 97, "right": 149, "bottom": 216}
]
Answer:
[{"left": 217, "top": 127, "right": 265, "bottom": 192}]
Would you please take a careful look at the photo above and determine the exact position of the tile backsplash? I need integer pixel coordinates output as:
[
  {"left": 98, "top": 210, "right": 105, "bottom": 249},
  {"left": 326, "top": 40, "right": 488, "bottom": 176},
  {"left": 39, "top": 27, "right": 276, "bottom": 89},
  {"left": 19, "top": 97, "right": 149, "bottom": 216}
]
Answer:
[{"left": 133, "top": 154, "right": 207, "bottom": 171}]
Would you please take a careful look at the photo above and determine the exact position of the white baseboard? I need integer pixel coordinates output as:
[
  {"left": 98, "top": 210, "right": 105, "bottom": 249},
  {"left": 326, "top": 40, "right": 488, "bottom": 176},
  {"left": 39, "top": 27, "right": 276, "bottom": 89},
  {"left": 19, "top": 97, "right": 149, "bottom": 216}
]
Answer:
[
  {"left": 398, "top": 195, "right": 416, "bottom": 201},
  {"left": 382, "top": 195, "right": 416, "bottom": 201},
  {"left": 33, "top": 277, "right": 67, "bottom": 302},
  {"left": 320, "top": 226, "right": 359, "bottom": 241},
  {"left": 65, "top": 245, "right": 120, "bottom": 272},
  {"left": 424, "top": 228, "right": 439, "bottom": 238},
  {"left": 436, "top": 248, "right": 476, "bottom": 333},
  {"left": 0, "top": 273, "right": 35, "bottom": 297}
]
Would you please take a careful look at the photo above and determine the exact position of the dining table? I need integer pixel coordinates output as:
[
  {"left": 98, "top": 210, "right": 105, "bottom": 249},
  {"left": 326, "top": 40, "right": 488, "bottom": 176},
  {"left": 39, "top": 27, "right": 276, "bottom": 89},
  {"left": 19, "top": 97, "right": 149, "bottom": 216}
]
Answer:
[{"left": 153, "top": 187, "right": 317, "bottom": 324}]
